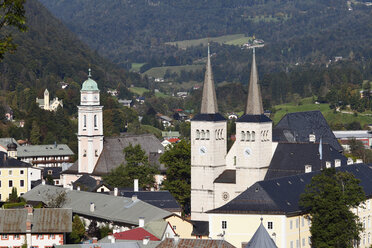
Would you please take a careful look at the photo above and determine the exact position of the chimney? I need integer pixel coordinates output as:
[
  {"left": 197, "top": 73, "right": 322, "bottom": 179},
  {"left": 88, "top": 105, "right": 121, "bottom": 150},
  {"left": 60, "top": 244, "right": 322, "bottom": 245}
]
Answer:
[
  {"left": 139, "top": 217, "right": 145, "bottom": 227},
  {"left": 305, "top": 165, "right": 312, "bottom": 173},
  {"left": 347, "top": 158, "right": 354, "bottom": 165},
  {"left": 143, "top": 236, "right": 150, "bottom": 245},
  {"left": 108, "top": 234, "right": 115, "bottom": 244},
  {"left": 174, "top": 235, "right": 180, "bottom": 245},
  {"left": 326, "top": 161, "right": 331, "bottom": 168},
  {"left": 309, "top": 134, "right": 316, "bottom": 143},
  {"left": 92, "top": 237, "right": 98, "bottom": 244},
  {"left": 134, "top": 179, "right": 139, "bottom": 192},
  {"left": 90, "top": 202, "right": 95, "bottom": 212},
  {"left": 77, "top": 186, "right": 81, "bottom": 191},
  {"left": 114, "top": 187, "right": 118, "bottom": 196},
  {"left": 132, "top": 195, "right": 138, "bottom": 201},
  {"left": 335, "top": 159, "right": 341, "bottom": 167}
]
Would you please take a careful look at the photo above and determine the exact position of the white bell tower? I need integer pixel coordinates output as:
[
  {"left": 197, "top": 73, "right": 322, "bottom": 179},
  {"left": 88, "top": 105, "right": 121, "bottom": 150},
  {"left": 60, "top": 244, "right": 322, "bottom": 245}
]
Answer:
[
  {"left": 191, "top": 45, "right": 227, "bottom": 220},
  {"left": 78, "top": 69, "right": 103, "bottom": 174}
]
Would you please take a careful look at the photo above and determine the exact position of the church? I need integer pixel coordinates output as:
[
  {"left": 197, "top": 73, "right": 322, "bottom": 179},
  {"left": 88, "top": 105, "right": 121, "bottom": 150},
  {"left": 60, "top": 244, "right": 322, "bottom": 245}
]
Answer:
[{"left": 190, "top": 47, "right": 347, "bottom": 221}]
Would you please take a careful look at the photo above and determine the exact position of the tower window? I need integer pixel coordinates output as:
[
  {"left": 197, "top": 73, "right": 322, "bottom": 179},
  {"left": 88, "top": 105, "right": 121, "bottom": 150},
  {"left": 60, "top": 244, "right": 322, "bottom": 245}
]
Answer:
[
  {"left": 94, "top": 115, "right": 97, "bottom": 128},
  {"left": 201, "top": 130, "right": 205, "bottom": 140},
  {"left": 222, "top": 221, "right": 227, "bottom": 229},
  {"left": 83, "top": 115, "right": 87, "bottom": 128},
  {"left": 83, "top": 150, "right": 87, "bottom": 157},
  {"left": 95, "top": 149, "right": 98, "bottom": 157},
  {"left": 196, "top": 130, "right": 200, "bottom": 140},
  {"left": 206, "top": 130, "right": 210, "bottom": 140},
  {"left": 268, "top": 222, "right": 273, "bottom": 229},
  {"left": 234, "top": 156, "right": 236, "bottom": 166},
  {"left": 221, "top": 129, "right": 224, "bottom": 140},
  {"left": 215, "top": 130, "right": 218, "bottom": 140},
  {"left": 246, "top": 131, "right": 251, "bottom": 141},
  {"left": 252, "top": 131, "right": 256, "bottom": 141}
]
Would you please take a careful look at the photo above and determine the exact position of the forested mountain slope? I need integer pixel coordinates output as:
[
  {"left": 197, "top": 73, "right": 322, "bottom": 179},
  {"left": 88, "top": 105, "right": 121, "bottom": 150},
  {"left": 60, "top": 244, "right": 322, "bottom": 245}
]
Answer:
[
  {"left": 0, "top": 0, "right": 141, "bottom": 92},
  {"left": 39, "top": 0, "right": 372, "bottom": 65}
]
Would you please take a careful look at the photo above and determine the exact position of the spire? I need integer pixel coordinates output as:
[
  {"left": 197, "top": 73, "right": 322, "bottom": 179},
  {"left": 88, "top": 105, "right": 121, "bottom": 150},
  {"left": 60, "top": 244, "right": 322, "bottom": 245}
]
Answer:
[
  {"left": 245, "top": 48, "right": 264, "bottom": 115},
  {"left": 200, "top": 44, "right": 218, "bottom": 114}
]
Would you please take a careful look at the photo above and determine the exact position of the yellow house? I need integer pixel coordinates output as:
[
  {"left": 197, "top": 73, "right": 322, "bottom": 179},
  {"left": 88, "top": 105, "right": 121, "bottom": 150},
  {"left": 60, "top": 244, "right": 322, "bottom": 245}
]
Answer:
[
  {"left": 165, "top": 214, "right": 209, "bottom": 239},
  {"left": 207, "top": 164, "right": 372, "bottom": 248},
  {"left": 0, "top": 152, "right": 41, "bottom": 201}
]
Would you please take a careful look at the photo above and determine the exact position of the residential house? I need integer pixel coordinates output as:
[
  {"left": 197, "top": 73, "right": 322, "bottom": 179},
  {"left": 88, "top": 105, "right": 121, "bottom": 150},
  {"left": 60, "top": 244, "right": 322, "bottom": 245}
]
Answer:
[
  {"left": 23, "top": 185, "right": 173, "bottom": 233},
  {"left": 118, "top": 99, "right": 133, "bottom": 108},
  {"left": 0, "top": 206, "right": 71, "bottom": 248},
  {"left": 43, "top": 167, "right": 63, "bottom": 186},
  {"left": 161, "top": 131, "right": 180, "bottom": 139},
  {"left": 156, "top": 115, "right": 173, "bottom": 128},
  {"left": 333, "top": 130, "right": 372, "bottom": 151},
  {"left": 0, "top": 151, "right": 41, "bottom": 201},
  {"left": 207, "top": 163, "right": 372, "bottom": 248},
  {"left": 17, "top": 143, "right": 74, "bottom": 167}
]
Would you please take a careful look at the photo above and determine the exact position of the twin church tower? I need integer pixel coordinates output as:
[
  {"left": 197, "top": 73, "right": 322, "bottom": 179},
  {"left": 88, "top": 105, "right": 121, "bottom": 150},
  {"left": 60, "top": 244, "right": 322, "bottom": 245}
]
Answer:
[{"left": 191, "top": 47, "right": 275, "bottom": 220}]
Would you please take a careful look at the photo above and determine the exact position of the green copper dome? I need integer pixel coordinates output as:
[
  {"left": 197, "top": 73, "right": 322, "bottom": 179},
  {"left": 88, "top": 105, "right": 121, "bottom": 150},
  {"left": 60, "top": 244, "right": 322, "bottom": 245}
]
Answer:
[{"left": 81, "top": 78, "right": 99, "bottom": 91}]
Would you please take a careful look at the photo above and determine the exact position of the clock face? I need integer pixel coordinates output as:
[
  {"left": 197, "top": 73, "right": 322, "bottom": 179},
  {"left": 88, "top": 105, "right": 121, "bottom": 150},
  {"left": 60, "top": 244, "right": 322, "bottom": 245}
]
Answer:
[
  {"left": 199, "top": 146, "right": 207, "bottom": 155},
  {"left": 244, "top": 147, "right": 252, "bottom": 157},
  {"left": 94, "top": 96, "right": 98, "bottom": 100},
  {"left": 222, "top": 192, "right": 230, "bottom": 201},
  {"left": 83, "top": 96, "right": 87, "bottom": 100}
]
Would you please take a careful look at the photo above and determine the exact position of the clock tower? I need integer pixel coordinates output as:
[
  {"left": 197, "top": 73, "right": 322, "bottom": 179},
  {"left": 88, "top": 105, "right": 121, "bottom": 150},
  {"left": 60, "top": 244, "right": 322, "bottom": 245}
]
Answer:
[
  {"left": 78, "top": 69, "right": 103, "bottom": 174},
  {"left": 191, "top": 45, "right": 227, "bottom": 220},
  {"left": 234, "top": 49, "right": 273, "bottom": 191}
]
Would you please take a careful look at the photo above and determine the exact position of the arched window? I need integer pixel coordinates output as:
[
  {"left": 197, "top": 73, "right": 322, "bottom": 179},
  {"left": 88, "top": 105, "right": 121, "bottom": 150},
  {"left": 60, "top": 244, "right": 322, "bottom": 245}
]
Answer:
[
  {"left": 201, "top": 130, "right": 205, "bottom": 140},
  {"left": 234, "top": 156, "right": 236, "bottom": 166},
  {"left": 265, "top": 130, "right": 269, "bottom": 141},
  {"left": 252, "top": 131, "right": 256, "bottom": 141},
  {"left": 241, "top": 131, "right": 245, "bottom": 141},
  {"left": 246, "top": 131, "right": 251, "bottom": 141},
  {"left": 94, "top": 115, "right": 97, "bottom": 128},
  {"left": 221, "top": 129, "right": 224, "bottom": 140},
  {"left": 261, "top": 131, "right": 264, "bottom": 142},
  {"left": 196, "top": 130, "right": 200, "bottom": 140},
  {"left": 215, "top": 130, "right": 218, "bottom": 140},
  {"left": 206, "top": 130, "right": 210, "bottom": 140},
  {"left": 83, "top": 115, "right": 87, "bottom": 128}
]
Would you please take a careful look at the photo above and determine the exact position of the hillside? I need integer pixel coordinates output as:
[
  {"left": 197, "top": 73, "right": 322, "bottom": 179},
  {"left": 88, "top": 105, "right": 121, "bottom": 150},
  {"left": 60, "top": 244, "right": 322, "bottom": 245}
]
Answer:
[
  {"left": 39, "top": 0, "right": 372, "bottom": 66},
  {"left": 0, "top": 0, "right": 141, "bottom": 92}
]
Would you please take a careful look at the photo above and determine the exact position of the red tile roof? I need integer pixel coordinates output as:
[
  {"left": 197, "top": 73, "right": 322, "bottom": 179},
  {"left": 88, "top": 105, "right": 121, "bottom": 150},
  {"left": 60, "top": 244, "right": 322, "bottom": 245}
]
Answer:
[
  {"left": 113, "top": 228, "right": 160, "bottom": 241},
  {"left": 167, "top": 138, "right": 180, "bottom": 143}
]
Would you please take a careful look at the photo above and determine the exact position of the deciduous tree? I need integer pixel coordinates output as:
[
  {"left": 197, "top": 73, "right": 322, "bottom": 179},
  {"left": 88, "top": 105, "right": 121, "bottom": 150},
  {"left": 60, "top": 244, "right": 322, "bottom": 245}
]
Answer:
[{"left": 300, "top": 168, "right": 365, "bottom": 247}]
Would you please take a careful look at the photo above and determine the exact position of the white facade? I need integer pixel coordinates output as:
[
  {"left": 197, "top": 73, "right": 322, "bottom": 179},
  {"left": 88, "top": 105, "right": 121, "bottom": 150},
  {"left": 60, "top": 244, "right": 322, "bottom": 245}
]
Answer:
[
  {"left": 78, "top": 79, "right": 103, "bottom": 174},
  {"left": 0, "top": 233, "right": 64, "bottom": 248}
]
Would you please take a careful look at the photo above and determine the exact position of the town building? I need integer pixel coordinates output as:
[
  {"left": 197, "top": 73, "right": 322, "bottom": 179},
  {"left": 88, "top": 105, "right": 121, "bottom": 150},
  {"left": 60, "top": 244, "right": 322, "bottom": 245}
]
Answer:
[
  {"left": 190, "top": 47, "right": 345, "bottom": 221},
  {"left": 207, "top": 163, "right": 372, "bottom": 248},
  {"left": 0, "top": 151, "right": 41, "bottom": 201},
  {"left": 36, "top": 89, "right": 63, "bottom": 111},
  {"left": 333, "top": 130, "right": 372, "bottom": 151},
  {"left": 0, "top": 206, "right": 71, "bottom": 248}
]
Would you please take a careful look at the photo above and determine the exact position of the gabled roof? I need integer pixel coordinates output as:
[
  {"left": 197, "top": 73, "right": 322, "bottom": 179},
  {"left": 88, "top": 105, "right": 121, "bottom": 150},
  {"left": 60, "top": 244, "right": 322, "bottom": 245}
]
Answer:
[
  {"left": 157, "top": 238, "right": 236, "bottom": 248},
  {"left": 114, "top": 228, "right": 160, "bottom": 241},
  {"left": 120, "top": 191, "right": 181, "bottom": 213},
  {"left": 72, "top": 174, "right": 99, "bottom": 191},
  {"left": 22, "top": 185, "right": 172, "bottom": 226},
  {"left": 209, "top": 163, "right": 372, "bottom": 215},
  {"left": 245, "top": 222, "right": 278, "bottom": 248},
  {"left": 144, "top": 220, "right": 170, "bottom": 239},
  {"left": 0, "top": 208, "right": 72, "bottom": 233},
  {"left": 214, "top": 170, "right": 236, "bottom": 184},
  {"left": 265, "top": 143, "right": 347, "bottom": 180},
  {"left": 17, "top": 144, "right": 74, "bottom": 157},
  {"left": 273, "top": 111, "right": 342, "bottom": 152},
  {"left": 0, "top": 152, "right": 32, "bottom": 168},
  {"left": 200, "top": 45, "right": 218, "bottom": 114},
  {"left": 64, "top": 134, "right": 164, "bottom": 176},
  {"left": 192, "top": 113, "right": 226, "bottom": 122}
]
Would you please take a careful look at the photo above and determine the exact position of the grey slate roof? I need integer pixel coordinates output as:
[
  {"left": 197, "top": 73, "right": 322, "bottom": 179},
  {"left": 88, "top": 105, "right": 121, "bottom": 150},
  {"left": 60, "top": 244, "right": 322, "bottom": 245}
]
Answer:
[
  {"left": 157, "top": 238, "right": 236, "bottom": 248},
  {"left": 43, "top": 167, "right": 62, "bottom": 179},
  {"left": 245, "top": 49, "right": 264, "bottom": 115},
  {"left": 120, "top": 190, "right": 181, "bottom": 212},
  {"left": 0, "top": 138, "right": 19, "bottom": 150},
  {"left": 23, "top": 185, "right": 172, "bottom": 225},
  {"left": 72, "top": 174, "right": 100, "bottom": 191},
  {"left": 209, "top": 163, "right": 372, "bottom": 215},
  {"left": 237, "top": 114, "right": 271, "bottom": 123},
  {"left": 192, "top": 113, "right": 226, "bottom": 122},
  {"left": 265, "top": 143, "right": 347, "bottom": 180},
  {"left": 245, "top": 222, "right": 278, "bottom": 248},
  {"left": 190, "top": 220, "right": 209, "bottom": 236},
  {"left": 273, "top": 111, "right": 342, "bottom": 152},
  {"left": 0, "top": 151, "right": 32, "bottom": 168},
  {"left": 64, "top": 134, "right": 164, "bottom": 176},
  {"left": 17, "top": 144, "right": 74, "bottom": 157},
  {"left": 214, "top": 170, "right": 236, "bottom": 184},
  {"left": 0, "top": 208, "right": 72, "bottom": 233},
  {"left": 200, "top": 45, "right": 218, "bottom": 114},
  {"left": 56, "top": 241, "right": 161, "bottom": 248}
]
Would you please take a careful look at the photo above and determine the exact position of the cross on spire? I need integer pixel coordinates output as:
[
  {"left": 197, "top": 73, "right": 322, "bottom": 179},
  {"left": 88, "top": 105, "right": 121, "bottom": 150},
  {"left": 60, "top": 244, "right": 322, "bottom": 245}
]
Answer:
[{"left": 88, "top": 68, "right": 92, "bottom": 78}]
